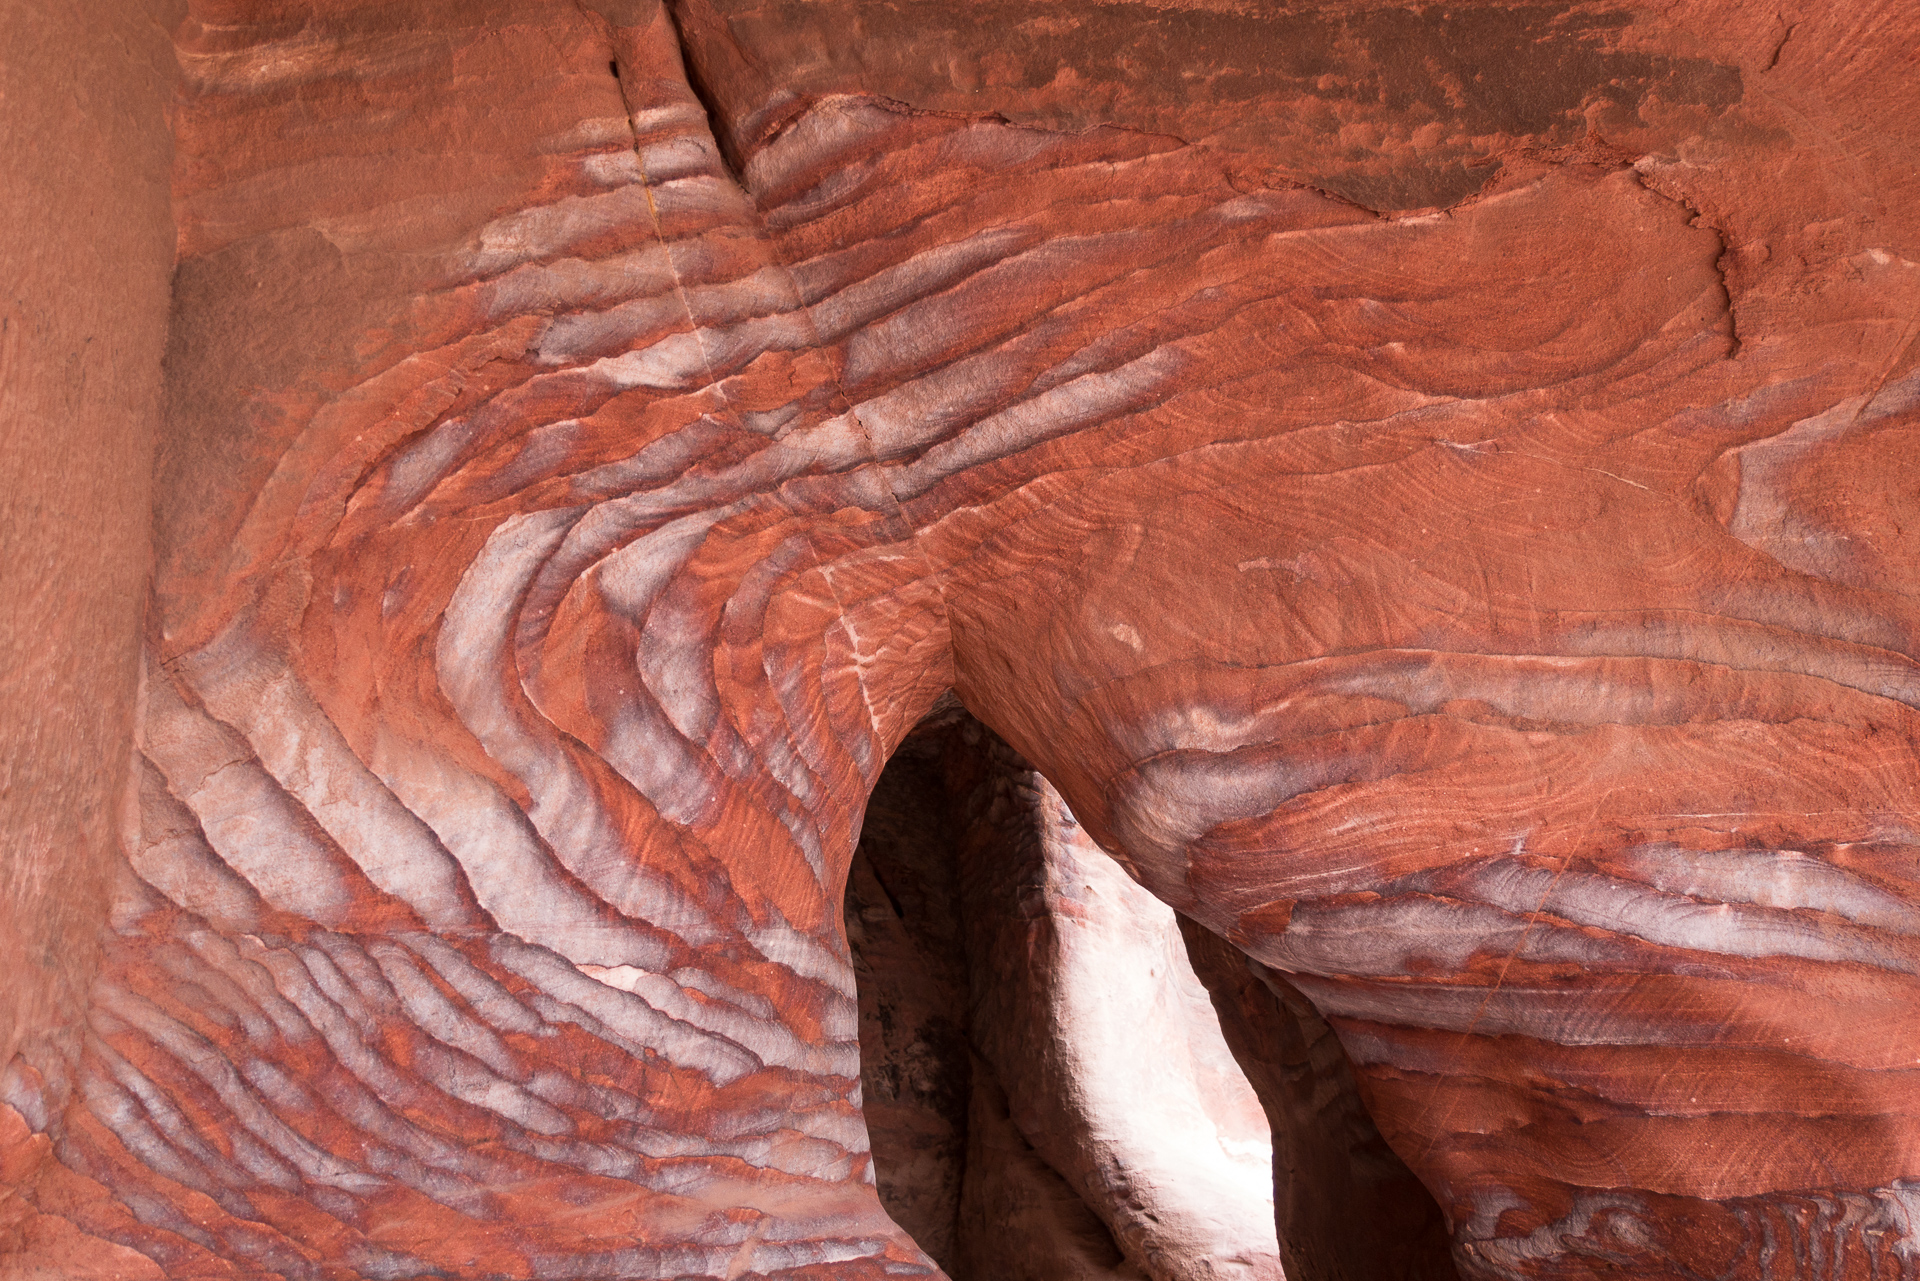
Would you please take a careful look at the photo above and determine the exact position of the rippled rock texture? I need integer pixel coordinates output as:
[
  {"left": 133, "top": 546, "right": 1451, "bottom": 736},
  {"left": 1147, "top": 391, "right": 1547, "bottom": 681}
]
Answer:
[{"left": 5, "top": 0, "right": 1920, "bottom": 1277}]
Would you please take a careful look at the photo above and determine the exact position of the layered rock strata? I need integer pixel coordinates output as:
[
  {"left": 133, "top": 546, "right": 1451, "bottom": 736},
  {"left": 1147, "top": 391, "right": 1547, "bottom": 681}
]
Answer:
[{"left": 1, "top": 0, "right": 1918, "bottom": 1278}]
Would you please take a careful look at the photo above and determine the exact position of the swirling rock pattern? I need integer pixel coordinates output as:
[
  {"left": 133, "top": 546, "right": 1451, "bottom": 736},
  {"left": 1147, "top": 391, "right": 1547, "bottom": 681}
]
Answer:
[{"left": 4, "top": 0, "right": 1920, "bottom": 1277}]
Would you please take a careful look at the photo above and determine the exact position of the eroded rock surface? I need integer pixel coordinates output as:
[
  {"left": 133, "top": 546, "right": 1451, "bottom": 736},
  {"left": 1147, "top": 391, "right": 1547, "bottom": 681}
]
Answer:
[{"left": 3, "top": 0, "right": 1919, "bottom": 1277}]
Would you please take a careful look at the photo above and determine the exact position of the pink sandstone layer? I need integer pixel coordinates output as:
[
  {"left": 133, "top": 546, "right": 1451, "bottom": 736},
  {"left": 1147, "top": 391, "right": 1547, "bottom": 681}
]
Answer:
[{"left": 3, "top": 1, "right": 1918, "bottom": 1277}]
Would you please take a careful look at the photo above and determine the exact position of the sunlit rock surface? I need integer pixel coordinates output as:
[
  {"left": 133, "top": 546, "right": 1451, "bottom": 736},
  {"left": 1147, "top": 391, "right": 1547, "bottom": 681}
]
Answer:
[
  {"left": 4, "top": 0, "right": 1920, "bottom": 1277},
  {"left": 956, "top": 733, "right": 1282, "bottom": 1281},
  {"left": 851, "top": 716, "right": 1294, "bottom": 1279}
]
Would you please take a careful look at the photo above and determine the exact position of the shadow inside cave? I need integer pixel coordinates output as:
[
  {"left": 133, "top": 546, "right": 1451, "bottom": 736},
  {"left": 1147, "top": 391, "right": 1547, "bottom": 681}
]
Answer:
[{"left": 843, "top": 709, "right": 1460, "bottom": 1281}]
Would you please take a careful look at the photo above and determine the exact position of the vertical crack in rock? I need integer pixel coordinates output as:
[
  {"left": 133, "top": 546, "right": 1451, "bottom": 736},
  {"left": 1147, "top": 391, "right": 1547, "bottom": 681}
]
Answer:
[
  {"left": 1765, "top": 21, "right": 1798, "bottom": 72},
  {"left": 661, "top": 0, "right": 752, "bottom": 186},
  {"left": 603, "top": 41, "right": 728, "bottom": 398},
  {"left": 1636, "top": 171, "right": 1745, "bottom": 359}
]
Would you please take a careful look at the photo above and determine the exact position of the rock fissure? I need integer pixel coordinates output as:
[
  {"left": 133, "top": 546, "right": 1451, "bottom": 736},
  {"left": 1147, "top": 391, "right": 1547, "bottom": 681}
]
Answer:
[{"left": 1634, "top": 170, "right": 1745, "bottom": 360}]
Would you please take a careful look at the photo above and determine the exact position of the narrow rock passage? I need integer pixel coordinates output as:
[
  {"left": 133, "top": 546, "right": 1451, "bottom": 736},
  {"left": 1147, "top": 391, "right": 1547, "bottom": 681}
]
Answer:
[
  {"left": 850, "top": 714, "right": 1282, "bottom": 1279},
  {"left": 850, "top": 714, "right": 1456, "bottom": 1280}
]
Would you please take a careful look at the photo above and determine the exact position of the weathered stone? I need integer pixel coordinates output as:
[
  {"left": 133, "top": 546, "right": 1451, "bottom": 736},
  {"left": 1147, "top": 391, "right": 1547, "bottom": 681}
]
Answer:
[{"left": 3, "top": 1, "right": 1918, "bottom": 1276}]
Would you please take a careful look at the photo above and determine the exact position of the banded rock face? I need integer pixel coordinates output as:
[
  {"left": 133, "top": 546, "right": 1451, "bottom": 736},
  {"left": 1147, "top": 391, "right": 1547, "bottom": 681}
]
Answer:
[{"left": 2, "top": 0, "right": 1919, "bottom": 1279}]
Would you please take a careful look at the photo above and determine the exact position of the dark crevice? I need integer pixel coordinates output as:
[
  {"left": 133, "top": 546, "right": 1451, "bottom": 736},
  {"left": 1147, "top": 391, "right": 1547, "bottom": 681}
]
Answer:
[
  {"left": 845, "top": 721, "right": 976, "bottom": 1274},
  {"left": 602, "top": 38, "right": 638, "bottom": 144},
  {"left": 1690, "top": 209, "right": 1745, "bottom": 361},
  {"left": 866, "top": 860, "right": 906, "bottom": 919},
  {"left": 848, "top": 709, "right": 1461, "bottom": 1280},
  {"left": 1766, "top": 21, "right": 1798, "bottom": 71},
  {"left": 660, "top": 0, "right": 750, "bottom": 186}
]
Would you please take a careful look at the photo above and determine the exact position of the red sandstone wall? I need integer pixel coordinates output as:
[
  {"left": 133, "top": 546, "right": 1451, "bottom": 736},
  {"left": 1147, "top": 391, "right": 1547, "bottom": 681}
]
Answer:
[
  {"left": 0, "top": 0, "right": 180, "bottom": 1080},
  {"left": 3, "top": 1, "right": 1920, "bottom": 1277}
]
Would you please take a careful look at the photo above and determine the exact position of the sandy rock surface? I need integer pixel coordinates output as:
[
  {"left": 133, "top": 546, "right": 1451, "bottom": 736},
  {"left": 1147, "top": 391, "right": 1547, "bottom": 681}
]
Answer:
[{"left": 3, "top": 0, "right": 1919, "bottom": 1277}]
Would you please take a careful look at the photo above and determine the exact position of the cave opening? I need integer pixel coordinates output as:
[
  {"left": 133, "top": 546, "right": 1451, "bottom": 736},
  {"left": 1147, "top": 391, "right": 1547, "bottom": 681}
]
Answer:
[{"left": 843, "top": 710, "right": 1459, "bottom": 1280}]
